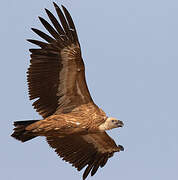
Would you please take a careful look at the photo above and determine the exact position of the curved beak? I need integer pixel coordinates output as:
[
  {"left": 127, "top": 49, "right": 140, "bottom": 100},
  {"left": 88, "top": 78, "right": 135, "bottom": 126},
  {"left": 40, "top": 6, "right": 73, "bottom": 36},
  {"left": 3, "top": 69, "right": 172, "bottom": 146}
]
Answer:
[{"left": 116, "top": 120, "right": 124, "bottom": 127}]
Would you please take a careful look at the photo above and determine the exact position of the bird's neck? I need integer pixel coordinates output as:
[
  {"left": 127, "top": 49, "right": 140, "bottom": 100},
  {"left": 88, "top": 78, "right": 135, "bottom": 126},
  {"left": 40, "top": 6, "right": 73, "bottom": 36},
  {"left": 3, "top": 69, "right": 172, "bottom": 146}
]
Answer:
[{"left": 98, "top": 121, "right": 111, "bottom": 131}]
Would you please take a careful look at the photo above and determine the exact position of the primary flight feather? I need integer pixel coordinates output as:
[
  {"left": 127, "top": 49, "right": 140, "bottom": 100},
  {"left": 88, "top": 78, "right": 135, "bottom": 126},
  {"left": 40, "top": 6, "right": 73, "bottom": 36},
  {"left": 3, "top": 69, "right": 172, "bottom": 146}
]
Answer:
[{"left": 11, "top": 2, "right": 124, "bottom": 179}]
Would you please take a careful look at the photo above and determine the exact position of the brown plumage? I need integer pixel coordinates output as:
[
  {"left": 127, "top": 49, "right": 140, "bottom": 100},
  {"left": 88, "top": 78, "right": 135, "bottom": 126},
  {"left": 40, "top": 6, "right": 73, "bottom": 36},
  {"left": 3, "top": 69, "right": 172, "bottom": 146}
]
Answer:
[{"left": 11, "top": 2, "right": 124, "bottom": 180}]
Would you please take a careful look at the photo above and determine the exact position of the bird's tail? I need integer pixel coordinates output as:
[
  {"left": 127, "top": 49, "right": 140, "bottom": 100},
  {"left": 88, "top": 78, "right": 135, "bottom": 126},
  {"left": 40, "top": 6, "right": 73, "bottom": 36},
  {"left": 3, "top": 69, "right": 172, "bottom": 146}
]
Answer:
[{"left": 11, "top": 120, "right": 39, "bottom": 142}]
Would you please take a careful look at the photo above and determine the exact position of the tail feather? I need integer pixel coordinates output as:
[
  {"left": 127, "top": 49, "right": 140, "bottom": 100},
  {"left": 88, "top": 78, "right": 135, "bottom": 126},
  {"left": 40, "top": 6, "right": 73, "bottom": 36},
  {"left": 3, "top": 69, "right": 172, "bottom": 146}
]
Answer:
[{"left": 11, "top": 120, "right": 39, "bottom": 142}]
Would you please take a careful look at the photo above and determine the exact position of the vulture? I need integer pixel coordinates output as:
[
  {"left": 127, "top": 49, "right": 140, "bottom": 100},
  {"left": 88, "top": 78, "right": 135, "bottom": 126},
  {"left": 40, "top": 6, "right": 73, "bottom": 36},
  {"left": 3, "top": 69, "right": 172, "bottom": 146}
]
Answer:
[{"left": 11, "top": 2, "right": 124, "bottom": 180}]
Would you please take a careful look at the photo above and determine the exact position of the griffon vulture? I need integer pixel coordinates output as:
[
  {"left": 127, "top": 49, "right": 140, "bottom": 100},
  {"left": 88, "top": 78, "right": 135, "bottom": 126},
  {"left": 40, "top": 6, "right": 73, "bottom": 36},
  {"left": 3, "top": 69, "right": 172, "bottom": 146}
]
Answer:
[{"left": 11, "top": 2, "right": 124, "bottom": 179}]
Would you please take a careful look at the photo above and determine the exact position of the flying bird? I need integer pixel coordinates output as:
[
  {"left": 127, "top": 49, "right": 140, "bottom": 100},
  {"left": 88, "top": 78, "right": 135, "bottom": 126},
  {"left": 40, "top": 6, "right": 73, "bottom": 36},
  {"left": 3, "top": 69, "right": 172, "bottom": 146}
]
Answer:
[{"left": 11, "top": 2, "right": 124, "bottom": 180}]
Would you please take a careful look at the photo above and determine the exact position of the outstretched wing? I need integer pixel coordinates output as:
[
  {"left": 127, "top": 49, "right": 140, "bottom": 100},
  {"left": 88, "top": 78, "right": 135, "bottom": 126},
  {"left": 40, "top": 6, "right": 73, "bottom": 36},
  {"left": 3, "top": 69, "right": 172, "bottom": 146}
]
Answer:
[
  {"left": 46, "top": 132, "right": 124, "bottom": 180},
  {"left": 27, "top": 3, "right": 94, "bottom": 118}
]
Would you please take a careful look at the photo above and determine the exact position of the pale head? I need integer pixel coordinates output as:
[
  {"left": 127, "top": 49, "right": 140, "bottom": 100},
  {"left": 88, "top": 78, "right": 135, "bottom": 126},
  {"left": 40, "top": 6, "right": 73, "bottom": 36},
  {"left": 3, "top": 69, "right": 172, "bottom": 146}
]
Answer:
[{"left": 99, "top": 117, "right": 124, "bottom": 131}]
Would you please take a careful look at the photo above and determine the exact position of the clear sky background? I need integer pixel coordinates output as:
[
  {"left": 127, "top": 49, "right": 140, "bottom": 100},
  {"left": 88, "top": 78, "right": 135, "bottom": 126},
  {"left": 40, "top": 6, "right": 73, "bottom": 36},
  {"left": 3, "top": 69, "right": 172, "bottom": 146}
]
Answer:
[{"left": 1, "top": 0, "right": 178, "bottom": 179}]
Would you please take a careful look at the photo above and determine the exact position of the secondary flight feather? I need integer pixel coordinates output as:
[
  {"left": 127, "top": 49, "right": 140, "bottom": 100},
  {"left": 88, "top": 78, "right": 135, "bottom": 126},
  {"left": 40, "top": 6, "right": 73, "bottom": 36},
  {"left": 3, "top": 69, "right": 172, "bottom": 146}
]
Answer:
[{"left": 11, "top": 2, "right": 124, "bottom": 180}]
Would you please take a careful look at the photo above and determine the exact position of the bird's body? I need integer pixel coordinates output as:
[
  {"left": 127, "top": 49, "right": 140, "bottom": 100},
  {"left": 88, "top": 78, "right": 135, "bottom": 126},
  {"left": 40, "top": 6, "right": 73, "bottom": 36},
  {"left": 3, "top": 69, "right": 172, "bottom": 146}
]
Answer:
[
  {"left": 11, "top": 2, "right": 124, "bottom": 179},
  {"left": 25, "top": 103, "right": 107, "bottom": 136}
]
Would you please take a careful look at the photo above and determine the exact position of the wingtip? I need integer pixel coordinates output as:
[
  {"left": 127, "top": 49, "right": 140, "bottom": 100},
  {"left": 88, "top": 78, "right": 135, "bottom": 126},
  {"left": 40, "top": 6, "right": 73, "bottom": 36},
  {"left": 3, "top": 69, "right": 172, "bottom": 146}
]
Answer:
[
  {"left": 26, "top": 39, "right": 32, "bottom": 43},
  {"left": 38, "top": 16, "right": 46, "bottom": 24},
  {"left": 45, "top": 8, "right": 52, "bottom": 15},
  {"left": 31, "top": 27, "right": 36, "bottom": 31},
  {"left": 118, "top": 145, "right": 124, "bottom": 151},
  {"left": 45, "top": 8, "right": 49, "bottom": 13},
  {"left": 31, "top": 27, "right": 38, "bottom": 33},
  {"left": 53, "top": 2, "right": 66, "bottom": 12},
  {"left": 38, "top": 16, "right": 43, "bottom": 21},
  {"left": 61, "top": 5, "right": 66, "bottom": 10},
  {"left": 61, "top": 5, "right": 69, "bottom": 15},
  {"left": 53, "top": 2, "right": 58, "bottom": 9}
]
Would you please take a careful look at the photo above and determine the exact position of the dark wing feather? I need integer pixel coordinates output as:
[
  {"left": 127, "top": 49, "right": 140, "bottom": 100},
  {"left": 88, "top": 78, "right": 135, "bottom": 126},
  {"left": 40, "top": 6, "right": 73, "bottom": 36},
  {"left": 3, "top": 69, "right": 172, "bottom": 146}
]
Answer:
[
  {"left": 38, "top": 16, "right": 59, "bottom": 39},
  {"left": 27, "top": 3, "right": 94, "bottom": 118},
  {"left": 53, "top": 2, "right": 73, "bottom": 41},
  {"left": 31, "top": 28, "right": 54, "bottom": 43},
  {"left": 46, "top": 132, "right": 124, "bottom": 180},
  {"left": 45, "top": 8, "right": 65, "bottom": 36},
  {"left": 61, "top": 5, "right": 79, "bottom": 43}
]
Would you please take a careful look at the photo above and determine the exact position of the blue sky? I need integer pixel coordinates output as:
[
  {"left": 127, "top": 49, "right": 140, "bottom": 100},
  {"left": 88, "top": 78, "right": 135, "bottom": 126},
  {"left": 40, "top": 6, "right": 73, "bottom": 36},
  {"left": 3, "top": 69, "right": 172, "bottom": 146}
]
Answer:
[{"left": 1, "top": 0, "right": 178, "bottom": 180}]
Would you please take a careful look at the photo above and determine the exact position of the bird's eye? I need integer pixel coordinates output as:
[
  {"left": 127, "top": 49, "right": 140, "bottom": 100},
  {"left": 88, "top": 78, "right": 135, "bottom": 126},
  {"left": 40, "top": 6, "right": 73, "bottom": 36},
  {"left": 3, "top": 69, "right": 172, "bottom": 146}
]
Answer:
[{"left": 112, "top": 120, "right": 115, "bottom": 122}]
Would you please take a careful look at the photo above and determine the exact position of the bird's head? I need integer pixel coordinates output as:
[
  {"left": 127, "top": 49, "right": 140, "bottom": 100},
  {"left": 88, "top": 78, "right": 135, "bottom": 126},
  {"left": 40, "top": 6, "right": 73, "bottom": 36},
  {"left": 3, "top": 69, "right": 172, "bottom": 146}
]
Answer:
[
  {"left": 99, "top": 117, "right": 124, "bottom": 131},
  {"left": 106, "top": 117, "right": 124, "bottom": 129}
]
